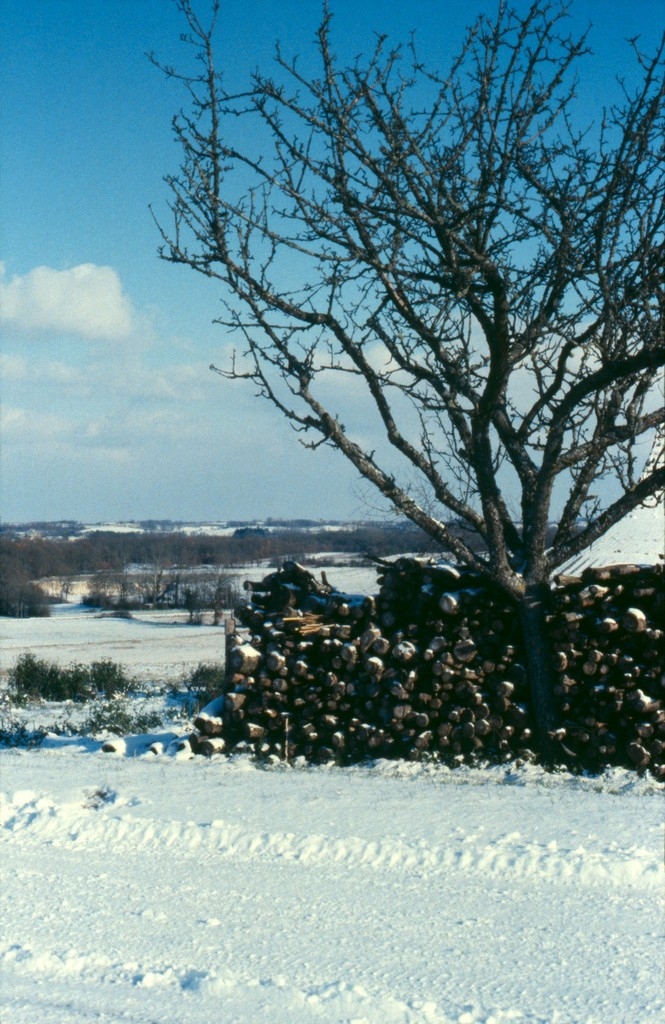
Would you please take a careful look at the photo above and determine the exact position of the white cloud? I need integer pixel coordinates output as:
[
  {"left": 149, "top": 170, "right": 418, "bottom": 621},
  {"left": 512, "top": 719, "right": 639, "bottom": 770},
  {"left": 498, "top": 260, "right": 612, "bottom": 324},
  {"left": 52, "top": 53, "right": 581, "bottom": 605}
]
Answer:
[
  {"left": 94, "top": 360, "right": 215, "bottom": 404},
  {"left": 0, "top": 405, "right": 28, "bottom": 434},
  {"left": 0, "top": 262, "right": 135, "bottom": 339},
  {"left": 0, "top": 352, "right": 91, "bottom": 389},
  {"left": 0, "top": 404, "right": 72, "bottom": 442},
  {"left": 0, "top": 353, "right": 28, "bottom": 380}
]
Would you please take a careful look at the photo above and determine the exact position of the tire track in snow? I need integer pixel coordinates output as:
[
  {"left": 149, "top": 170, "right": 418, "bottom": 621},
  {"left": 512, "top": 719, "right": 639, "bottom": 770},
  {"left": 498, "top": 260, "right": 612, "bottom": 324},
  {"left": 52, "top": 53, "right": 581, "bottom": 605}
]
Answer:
[
  {"left": 0, "top": 940, "right": 569, "bottom": 1024},
  {"left": 0, "top": 942, "right": 446, "bottom": 1023},
  {"left": 2, "top": 789, "right": 661, "bottom": 890}
]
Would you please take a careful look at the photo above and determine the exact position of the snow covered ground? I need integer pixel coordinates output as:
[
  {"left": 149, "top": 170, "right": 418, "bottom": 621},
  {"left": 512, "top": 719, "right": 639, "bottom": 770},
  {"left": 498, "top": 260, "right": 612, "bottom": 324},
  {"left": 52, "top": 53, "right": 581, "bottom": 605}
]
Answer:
[
  {"left": 0, "top": 604, "right": 228, "bottom": 683},
  {"left": 1, "top": 746, "right": 663, "bottom": 1024},
  {"left": 1, "top": 592, "right": 664, "bottom": 1024}
]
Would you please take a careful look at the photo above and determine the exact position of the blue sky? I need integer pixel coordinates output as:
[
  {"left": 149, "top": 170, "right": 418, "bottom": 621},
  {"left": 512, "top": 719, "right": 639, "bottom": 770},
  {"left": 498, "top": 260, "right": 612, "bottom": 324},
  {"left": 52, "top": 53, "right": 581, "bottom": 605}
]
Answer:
[{"left": 1, "top": 0, "right": 661, "bottom": 524}]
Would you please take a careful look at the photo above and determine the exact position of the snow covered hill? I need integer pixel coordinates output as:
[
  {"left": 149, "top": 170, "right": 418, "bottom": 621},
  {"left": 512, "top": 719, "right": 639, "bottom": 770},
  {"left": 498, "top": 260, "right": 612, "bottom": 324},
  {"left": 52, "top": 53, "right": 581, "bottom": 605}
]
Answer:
[{"left": 1, "top": 747, "right": 662, "bottom": 1024}]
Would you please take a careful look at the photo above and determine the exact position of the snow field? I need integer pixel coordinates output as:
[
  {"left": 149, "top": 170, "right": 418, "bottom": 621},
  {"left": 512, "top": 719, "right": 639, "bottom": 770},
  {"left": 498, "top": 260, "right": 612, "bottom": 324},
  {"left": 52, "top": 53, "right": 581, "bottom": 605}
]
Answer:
[
  {"left": 1, "top": 748, "right": 663, "bottom": 1024},
  {"left": 0, "top": 605, "right": 228, "bottom": 682}
]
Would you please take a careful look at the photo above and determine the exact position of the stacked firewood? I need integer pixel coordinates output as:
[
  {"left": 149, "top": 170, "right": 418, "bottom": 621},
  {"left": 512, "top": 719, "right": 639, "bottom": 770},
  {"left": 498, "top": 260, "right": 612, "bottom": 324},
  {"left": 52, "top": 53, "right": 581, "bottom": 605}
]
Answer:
[
  {"left": 549, "top": 563, "right": 664, "bottom": 774},
  {"left": 187, "top": 559, "right": 530, "bottom": 766},
  {"left": 184, "top": 558, "right": 664, "bottom": 775}
]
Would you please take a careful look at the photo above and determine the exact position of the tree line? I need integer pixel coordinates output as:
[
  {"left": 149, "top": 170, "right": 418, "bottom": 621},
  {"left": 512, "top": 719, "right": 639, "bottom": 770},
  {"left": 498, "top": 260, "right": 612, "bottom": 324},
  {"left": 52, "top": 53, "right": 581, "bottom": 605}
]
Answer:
[{"left": 0, "top": 522, "right": 439, "bottom": 617}]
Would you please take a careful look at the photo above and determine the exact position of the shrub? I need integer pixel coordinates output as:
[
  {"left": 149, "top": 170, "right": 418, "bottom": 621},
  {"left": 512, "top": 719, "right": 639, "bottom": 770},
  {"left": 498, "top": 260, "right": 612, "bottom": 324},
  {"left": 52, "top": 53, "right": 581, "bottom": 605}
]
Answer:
[
  {"left": 0, "top": 713, "right": 47, "bottom": 747},
  {"left": 174, "top": 661, "right": 226, "bottom": 717},
  {"left": 186, "top": 662, "right": 225, "bottom": 697},
  {"left": 8, "top": 653, "right": 134, "bottom": 703},
  {"left": 9, "top": 653, "right": 86, "bottom": 702},
  {"left": 82, "top": 589, "right": 140, "bottom": 612},
  {"left": 79, "top": 698, "right": 163, "bottom": 736},
  {"left": 88, "top": 659, "right": 134, "bottom": 698}
]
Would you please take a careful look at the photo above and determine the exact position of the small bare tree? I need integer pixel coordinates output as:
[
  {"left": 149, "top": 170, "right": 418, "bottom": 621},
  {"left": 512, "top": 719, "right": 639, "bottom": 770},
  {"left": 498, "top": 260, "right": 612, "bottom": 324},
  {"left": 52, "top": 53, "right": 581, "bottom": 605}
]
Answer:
[{"left": 152, "top": 0, "right": 664, "bottom": 755}]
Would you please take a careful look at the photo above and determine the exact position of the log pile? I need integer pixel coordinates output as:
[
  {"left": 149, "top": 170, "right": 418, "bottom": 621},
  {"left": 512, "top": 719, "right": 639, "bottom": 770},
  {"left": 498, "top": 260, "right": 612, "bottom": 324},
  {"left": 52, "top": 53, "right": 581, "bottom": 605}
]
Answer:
[
  {"left": 549, "top": 563, "right": 664, "bottom": 775},
  {"left": 183, "top": 558, "right": 663, "bottom": 776}
]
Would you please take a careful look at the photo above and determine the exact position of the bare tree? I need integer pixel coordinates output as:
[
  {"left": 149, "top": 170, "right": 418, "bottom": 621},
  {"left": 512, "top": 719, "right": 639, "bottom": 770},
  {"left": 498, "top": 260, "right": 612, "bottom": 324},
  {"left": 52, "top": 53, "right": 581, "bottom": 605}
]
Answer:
[{"left": 151, "top": 0, "right": 664, "bottom": 754}]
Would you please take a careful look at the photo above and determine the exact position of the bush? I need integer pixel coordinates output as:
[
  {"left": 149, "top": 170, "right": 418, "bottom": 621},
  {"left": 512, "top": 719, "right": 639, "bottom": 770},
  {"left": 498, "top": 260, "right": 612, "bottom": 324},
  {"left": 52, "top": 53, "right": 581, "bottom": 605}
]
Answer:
[
  {"left": 186, "top": 662, "right": 225, "bottom": 696},
  {"left": 0, "top": 714, "right": 47, "bottom": 747},
  {"left": 9, "top": 653, "right": 85, "bottom": 702},
  {"left": 79, "top": 698, "right": 163, "bottom": 736},
  {"left": 174, "top": 661, "right": 226, "bottom": 717},
  {"left": 82, "top": 589, "right": 140, "bottom": 612},
  {"left": 88, "top": 660, "right": 134, "bottom": 698},
  {"left": 8, "top": 653, "right": 134, "bottom": 703}
]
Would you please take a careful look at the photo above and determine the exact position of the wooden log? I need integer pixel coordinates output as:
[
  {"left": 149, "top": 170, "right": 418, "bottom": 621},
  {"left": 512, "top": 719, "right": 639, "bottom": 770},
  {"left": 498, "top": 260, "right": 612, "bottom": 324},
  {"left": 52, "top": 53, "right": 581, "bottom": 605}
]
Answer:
[
  {"left": 224, "top": 691, "right": 246, "bottom": 712},
  {"left": 244, "top": 722, "right": 266, "bottom": 741},
  {"left": 623, "top": 607, "right": 647, "bottom": 633},
  {"left": 229, "top": 644, "right": 262, "bottom": 674},
  {"left": 171, "top": 733, "right": 199, "bottom": 756},
  {"left": 266, "top": 650, "right": 286, "bottom": 672},
  {"left": 414, "top": 730, "right": 433, "bottom": 750},
  {"left": 626, "top": 689, "right": 661, "bottom": 714},
  {"left": 432, "top": 663, "right": 455, "bottom": 683},
  {"left": 198, "top": 736, "right": 226, "bottom": 757},
  {"left": 101, "top": 738, "right": 126, "bottom": 754},
  {"left": 648, "top": 738, "right": 664, "bottom": 759},
  {"left": 194, "top": 695, "right": 226, "bottom": 736},
  {"left": 626, "top": 741, "right": 651, "bottom": 766},
  {"left": 364, "top": 655, "right": 385, "bottom": 677},
  {"left": 437, "top": 722, "right": 453, "bottom": 743},
  {"left": 582, "top": 563, "right": 642, "bottom": 581},
  {"left": 494, "top": 680, "right": 515, "bottom": 698},
  {"left": 392, "top": 641, "right": 417, "bottom": 663},
  {"left": 453, "top": 639, "right": 477, "bottom": 663},
  {"left": 340, "top": 643, "right": 358, "bottom": 664},
  {"left": 553, "top": 573, "right": 582, "bottom": 588},
  {"left": 439, "top": 593, "right": 460, "bottom": 615},
  {"left": 359, "top": 626, "right": 382, "bottom": 652}
]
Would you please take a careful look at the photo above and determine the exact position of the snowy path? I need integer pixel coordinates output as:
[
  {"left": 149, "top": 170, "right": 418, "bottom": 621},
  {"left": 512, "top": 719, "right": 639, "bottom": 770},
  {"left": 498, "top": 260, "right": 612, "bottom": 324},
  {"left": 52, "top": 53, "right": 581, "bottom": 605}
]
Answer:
[{"left": 1, "top": 748, "right": 663, "bottom": 1024}]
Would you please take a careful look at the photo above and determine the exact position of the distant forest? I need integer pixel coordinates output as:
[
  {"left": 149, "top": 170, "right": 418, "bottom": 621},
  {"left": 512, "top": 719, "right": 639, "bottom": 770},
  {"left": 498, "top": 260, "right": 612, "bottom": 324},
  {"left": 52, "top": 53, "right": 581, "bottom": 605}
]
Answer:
[
  {"left": 1, "top": 521, "right": 446, "bottom": 576},
  {"left": 0, "top": 521, "right": 452, "bottom": 618}
]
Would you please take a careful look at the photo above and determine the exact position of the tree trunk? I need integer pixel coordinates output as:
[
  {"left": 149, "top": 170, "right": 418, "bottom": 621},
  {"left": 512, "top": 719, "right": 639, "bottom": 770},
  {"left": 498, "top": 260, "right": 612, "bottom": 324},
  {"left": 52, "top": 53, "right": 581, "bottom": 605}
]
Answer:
[{"left": 518, "top": 582, "right": 560, "bottom": 765}]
